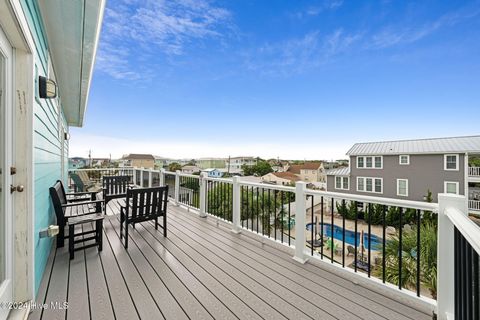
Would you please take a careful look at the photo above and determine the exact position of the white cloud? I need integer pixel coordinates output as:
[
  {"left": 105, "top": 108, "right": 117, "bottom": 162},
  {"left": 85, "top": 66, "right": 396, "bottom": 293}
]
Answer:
[
  {"left": 95, "top": 0, "right": 233, "bottom": 79},
  {"left": 69, "top": 133, "right": 349, "bottom": 160}
]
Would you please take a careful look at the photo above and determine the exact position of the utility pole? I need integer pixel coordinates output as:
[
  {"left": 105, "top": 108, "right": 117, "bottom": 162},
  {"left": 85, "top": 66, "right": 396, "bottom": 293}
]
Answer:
[
  {"left": 88, "top": 149, "right": 92, "bottom": 167},
  {"left": 227, "top": 155, "right": 231, "bottom": 174}
]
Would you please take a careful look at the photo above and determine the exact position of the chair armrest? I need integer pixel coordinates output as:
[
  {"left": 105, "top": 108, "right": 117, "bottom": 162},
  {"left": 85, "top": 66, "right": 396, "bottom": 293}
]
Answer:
[
  {"left": 66, "top": 191, "right": 95, "bottom": 196},
  {"left": 61, "top": 199, "right": 103, "bottom": 208}
]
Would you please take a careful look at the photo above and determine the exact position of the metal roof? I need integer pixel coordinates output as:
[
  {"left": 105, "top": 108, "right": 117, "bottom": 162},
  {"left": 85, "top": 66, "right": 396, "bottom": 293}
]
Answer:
[
  {"left": 347, "top": 135, "right": 480, "bottom": 155},
  {"left": 325, "top": 167, "right": 350, "bottom": 176}
]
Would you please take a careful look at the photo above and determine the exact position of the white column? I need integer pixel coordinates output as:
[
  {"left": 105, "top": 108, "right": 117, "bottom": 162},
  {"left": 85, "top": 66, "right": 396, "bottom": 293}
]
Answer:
[
  {"left": 132, "top": 169, "right": 137, "bottom": 186},
  {"left": 231, "top": 176, "right": 241, "bottom": 234},
  {"left": 140, "top": 169, "right": 144, "bottom": 187},
  {"left": 293, "top": 182, "right": 308, "bottom": 264},
  {"left": 199, "top": 172, "right": 207, "bottom": 218},
  {"left": 174, "top": 170, "right": 180, "bottom": 206},
  {"left": 437, "top": 193, "right": 467, "bottom": 320},
  {"left": 148, "top": 169, "right": 153, "bottom": 187},
  {"left": 159, "top": 168, "right": 165, "bottom": 186}
]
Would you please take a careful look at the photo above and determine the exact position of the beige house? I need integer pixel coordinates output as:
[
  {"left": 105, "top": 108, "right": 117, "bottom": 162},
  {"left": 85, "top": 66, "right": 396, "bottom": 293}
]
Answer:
[
  {"left": 287, "top": 162, "right": 326, "bottom": 183},
  {"left": 261, "top": 172, "right": 300, "bottom": 185},
  {"left": 122, "top": 154, "right": 155, "bottom": 169},
  {"left": 182, "top": 165, "right": 201, "bottom": 174}
]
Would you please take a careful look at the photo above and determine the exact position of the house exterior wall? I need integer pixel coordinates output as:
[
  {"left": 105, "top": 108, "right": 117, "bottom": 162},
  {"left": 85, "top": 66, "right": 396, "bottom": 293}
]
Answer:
[
  {"left": 327, "top": 154, "right": 465, "bottom": 202},
  {"left": 20, "top": 0, "right": 70, "bottom": 294},
  {"left": 196, "top": 159, "right": 226, "bottom": 170},
  {"left": 261, "top": 173, "right": 293, "bottom": 185},
  {"left": 131, "top": 159, "right": 154, "bottom": 169}
]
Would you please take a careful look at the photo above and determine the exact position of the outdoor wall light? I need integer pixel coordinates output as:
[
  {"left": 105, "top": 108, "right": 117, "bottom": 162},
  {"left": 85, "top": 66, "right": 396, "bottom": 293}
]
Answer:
[
  {"left": 39, "top": 75, "right": 57, "bottom": 99},
  {"left": 64, "top": 132, "right": 70, "bottom": 140},
  {"left": 39, "top": 225, "right": 59, "bottom": 238}
]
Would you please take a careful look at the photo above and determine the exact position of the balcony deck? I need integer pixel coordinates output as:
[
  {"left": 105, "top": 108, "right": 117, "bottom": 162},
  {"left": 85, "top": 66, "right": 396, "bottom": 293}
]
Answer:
[{"left": 30, "top": 201, "right": 431, "bottom": 320}]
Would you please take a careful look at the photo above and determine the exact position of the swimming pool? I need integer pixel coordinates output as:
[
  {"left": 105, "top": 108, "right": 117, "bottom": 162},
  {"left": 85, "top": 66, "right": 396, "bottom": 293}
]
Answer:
[{"left": 306, "top": 223, "right": 383, "bottom": 249}]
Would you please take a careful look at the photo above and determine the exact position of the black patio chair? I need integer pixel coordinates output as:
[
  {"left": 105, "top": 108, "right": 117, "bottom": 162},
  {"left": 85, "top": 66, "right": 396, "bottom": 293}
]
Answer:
[{"left": 120, "top": 186, "right": 168, "bottom": 248}]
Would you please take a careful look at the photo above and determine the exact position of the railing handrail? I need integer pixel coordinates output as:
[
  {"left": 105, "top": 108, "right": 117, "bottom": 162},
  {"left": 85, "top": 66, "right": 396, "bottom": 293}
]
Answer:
[
  {"left": 68, "top": 167, "right": 134, "bottom": 172},
  {"left": 445, "top": 206, "right": 480, "bottom": 255},
  {"left": 468, "top": 166, "right": 480, "bottom": 175},
  {"left": 306, "top": 189, "right": 439, "bottom": 211}
]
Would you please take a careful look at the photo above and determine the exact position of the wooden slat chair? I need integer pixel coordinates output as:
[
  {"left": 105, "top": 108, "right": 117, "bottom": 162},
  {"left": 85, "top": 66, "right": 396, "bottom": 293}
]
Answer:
[
  {"left": 103, "top": 175, "right": 132, "bottom": 205},
  {"left": 70, "top": 172, "right": 96, "bottom": 192},
  {"left": 120, "top": 186, "right": 168, "bottom": 249},
  {"left": 49, "top": 180, "right": 104, "bottom": 248}
]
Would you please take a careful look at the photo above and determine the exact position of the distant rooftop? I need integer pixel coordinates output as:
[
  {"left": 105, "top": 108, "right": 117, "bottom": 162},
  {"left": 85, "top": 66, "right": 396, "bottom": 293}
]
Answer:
[
  {"left": 272, "top": 172, "right": 301, "bottom": 181},
  {"left": 122, "top": 153, "right": 155, "bottom": 160},
  {"left": 287, "top": 162, "right": 323, "bottom": 174},
  {"left": 326, "top": 167, "right": 350, "bottom": 176},
  {"left": 347, "top": 135, "right": 480, "bottom": 155}
]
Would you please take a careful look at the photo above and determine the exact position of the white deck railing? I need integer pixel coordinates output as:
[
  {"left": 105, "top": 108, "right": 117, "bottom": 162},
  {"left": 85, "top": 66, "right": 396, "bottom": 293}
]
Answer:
[
  {"left": 468, "top": 199, "right": 480, "bottom": 211},
  {"left": 468, "top": 166, "right": 480, "bottom": 176},
  {"left": 69, "top": 166, "right": 479, "bottom": 319}
]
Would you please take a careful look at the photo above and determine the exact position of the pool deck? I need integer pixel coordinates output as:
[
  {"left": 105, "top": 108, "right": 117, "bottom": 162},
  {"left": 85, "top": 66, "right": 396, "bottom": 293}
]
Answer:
[{"left": 30, "top": 201, "right": 432, "bottom": 320}]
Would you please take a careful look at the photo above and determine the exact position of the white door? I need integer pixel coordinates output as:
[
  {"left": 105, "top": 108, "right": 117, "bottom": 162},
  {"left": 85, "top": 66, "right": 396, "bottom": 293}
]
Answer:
[{"left": 0, "top": 25, "right": 14, "bottom": 320}]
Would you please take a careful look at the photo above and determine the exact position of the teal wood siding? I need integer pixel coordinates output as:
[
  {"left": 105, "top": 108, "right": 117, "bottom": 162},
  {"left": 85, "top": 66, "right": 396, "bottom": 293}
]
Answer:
[{"left": 20, "top": 0, "right": 69, "bottom": 294}]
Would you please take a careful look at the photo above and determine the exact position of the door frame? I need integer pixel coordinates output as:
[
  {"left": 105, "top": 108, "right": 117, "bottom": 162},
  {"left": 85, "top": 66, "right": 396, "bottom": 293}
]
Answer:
[
  {"left": 0, "top": 21, "right": 14, "bottom": 319},
  {"left": 0, "top": 0, "right": 36, "bottom": 304}
]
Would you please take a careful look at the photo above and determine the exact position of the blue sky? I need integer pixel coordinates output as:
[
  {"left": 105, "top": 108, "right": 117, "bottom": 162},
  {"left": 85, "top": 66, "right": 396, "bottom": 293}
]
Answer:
[{"left": 70, "top": 0, "right": 480, "bottom": 160}]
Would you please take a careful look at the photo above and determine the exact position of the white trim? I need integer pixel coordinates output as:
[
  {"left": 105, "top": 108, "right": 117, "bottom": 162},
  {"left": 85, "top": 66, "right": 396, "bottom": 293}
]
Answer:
[
  {"left": 334, "top": 176, "right": 349, "bottom": 190},
  {"left": 356, "top": 156, "right": 383, "bottom": 169},
  {"left": 444, "top": 181, "right": 459, "bottom": 195},
  {"left": 399, "top": 155, "right": 410, "bottom": 165},
  {"left": 397, "top": 179, "right": 409, "bottom": 197},
  {"left": 356, "top": 176, "right": 383, "bottom": 194},
  {"left": 444, "top": 154, "right": 459, "bottom": 171}
]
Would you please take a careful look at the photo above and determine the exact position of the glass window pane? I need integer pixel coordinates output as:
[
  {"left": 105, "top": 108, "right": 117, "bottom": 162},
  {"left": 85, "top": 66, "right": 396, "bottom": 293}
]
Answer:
[
  {"left": 335, "top": 177, "right": 341, "bottom": 189},
  {"left": 343, "top": 177, "right": 348, "bottom": 189},
  {"left": 366, "top": 157, "right": 372, "bottom": 168},
  {"left": 375, "top": 157, "right": 382, "bottom": 168},
  {"left": 446, "top": 183, "right": 457, "bottom": 194},
  {"left": 446, "top": 155, "right": 457, "bottom": 169},
  {"left": 366, "top": 178, "right": 373, "bottom": 191},
  {"left": 357, "top": 178, "right": 364, "bottom": 191},
  {"left": 357, "top": 157, "right": 364, "bottom": 168},
  {"left": 375, "top": 179, "right": 382, "bottom": 192}
]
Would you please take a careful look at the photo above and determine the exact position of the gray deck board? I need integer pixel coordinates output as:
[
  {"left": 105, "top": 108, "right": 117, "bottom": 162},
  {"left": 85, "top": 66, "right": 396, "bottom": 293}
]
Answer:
[
  {"left": 31, "top": 201, "right": 432, "bottom": 320},
  {"left": 169, "top": 206, "right": 431, "bottom": 320}
]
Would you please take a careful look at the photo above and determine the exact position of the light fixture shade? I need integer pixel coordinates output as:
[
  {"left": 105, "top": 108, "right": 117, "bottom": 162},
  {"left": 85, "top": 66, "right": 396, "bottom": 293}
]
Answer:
[{"left": 39, "top": 76, "right": 57, "bottom": 99}]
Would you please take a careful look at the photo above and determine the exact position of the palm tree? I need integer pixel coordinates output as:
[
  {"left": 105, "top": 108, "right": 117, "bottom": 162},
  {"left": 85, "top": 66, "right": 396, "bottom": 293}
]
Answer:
[{"left": 374, "top": 221, "right": 437, "bottom": 298}]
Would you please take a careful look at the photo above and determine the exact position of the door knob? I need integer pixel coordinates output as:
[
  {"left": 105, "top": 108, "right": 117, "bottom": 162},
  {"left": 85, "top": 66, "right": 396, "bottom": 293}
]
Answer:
[{"left": 10, "top": 185, "right": 24, "bottom": 193}]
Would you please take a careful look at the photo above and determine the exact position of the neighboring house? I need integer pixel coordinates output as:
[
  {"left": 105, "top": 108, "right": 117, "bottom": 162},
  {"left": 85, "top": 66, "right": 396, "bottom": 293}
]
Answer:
[
  {"left": 91, "top": 158, "right": 110, "bottom": 167},
  {"left": 0, "top": 0, "right": 104, "bottom": 310},
  {"left": 227, "top": 156, "right": 257, "bottom": 174},
  {"left": 196, "top": 158, "right": 226, "bottom": 170},
  {"left": 182, "top": 165, "right": 201, "bottom": 174},
  {"left": 287, "top": 162, "right": 326, "bottom": 183},
  {"left": 202, "top": 168, "right": 225, "bottom": 178},
  {"left": 325, "top": 135, "right": 480, "bottom": 211},
  {"left": 261, "top": 172, "right": 300, "bottom": 185},
  {"left": 69, "top": 157, "right": 87, "bottom": 169},
  {"left": 122, "top": 154, "right": 155, "bottom": 169}
]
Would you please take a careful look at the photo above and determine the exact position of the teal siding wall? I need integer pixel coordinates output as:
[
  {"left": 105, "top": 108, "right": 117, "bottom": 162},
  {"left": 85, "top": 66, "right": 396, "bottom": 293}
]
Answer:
[{"left": 20, "top": 0, "right": 69, "bottom": 294}]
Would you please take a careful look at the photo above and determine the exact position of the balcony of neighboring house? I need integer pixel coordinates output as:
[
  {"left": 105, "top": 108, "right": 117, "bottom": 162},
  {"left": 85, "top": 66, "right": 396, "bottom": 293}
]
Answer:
[
  {"left": 31, "top": 167, "right": 480, "bottom": 320},
  {"left": 468, "top": 155, "right": 480, "bottom": 182}
]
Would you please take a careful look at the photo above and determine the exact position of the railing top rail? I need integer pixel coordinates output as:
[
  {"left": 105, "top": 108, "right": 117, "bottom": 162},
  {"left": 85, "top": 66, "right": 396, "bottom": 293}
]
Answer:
[
  {"left": 446, "top": 206, "right": 480, "bottom": 255},
  {"left": 68, "top": 167, "right": 134, "bottom": 172},
  {"left": 177, "top": 173, "right": 200, "bottom": 179},
  {"left": 305, "top": 188, "right": 439, "bottom": 211},
  {"left": 205, "top": 177, "right": 233, "bottom": 183},
  {"left": 239, "top": 180, "right": 295, "bottom": 192}
]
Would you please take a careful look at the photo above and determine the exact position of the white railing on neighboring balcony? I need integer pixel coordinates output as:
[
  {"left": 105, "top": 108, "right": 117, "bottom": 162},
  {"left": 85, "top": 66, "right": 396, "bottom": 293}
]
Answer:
[
  {"left": 468, "top": 199, "right": 480, "bottom": 211},
  {"left": 69, "top": 166, "right": 479, "bottom": 319},
  {"left": 468, "top": 166, "right": 480, "bottom": 177}
]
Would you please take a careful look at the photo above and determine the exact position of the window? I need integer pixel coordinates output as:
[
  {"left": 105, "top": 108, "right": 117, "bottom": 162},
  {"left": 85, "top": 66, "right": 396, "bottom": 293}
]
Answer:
[
  {"left": 357, "top": 157, "right": 364, "bottom": 168},
  {"left": 399, "top": 155, "right": 410, "bottom": 165},
  {"left": 357, "top": 156, "right": 382, "bottom": 169},
  {"left": 356, "top": 177, "right": 382, "bottom": 194},
  {"left": 357, "top": 177, "right": 364, "bottom": 191},
  {"left": 444, "top": 181, "right": 459, "bottom": 195},
  {"left": 444, "top": 154, "right": 459, "bottom": 171},
  {"left": 335, "top": 176, "right": 349, "bottom": 190},
  {"left": 397, "top": 179, "right": 408, "bottom": 196},
  {"left": 366, "top": 157, "right": 373, "bottom": 168},
  {"left": 374, "top": 156, "right": 382, "bottom": 168}
]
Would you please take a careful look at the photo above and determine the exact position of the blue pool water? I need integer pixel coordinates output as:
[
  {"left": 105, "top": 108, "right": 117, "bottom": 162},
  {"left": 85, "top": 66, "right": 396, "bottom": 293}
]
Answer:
[{"left": 306, "top": 223, "right": 383, "bottom": 249}]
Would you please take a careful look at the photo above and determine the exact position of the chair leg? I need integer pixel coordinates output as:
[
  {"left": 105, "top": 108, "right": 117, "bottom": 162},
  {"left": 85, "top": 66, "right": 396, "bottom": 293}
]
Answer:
[
  {"left": 163, "top": 213, "right": 167, "bottom": 237},
  {"left": 120, "top": 210, "right": 124, "bottom": 239},
  {"left": 97, "top": 220, "right": 103, "bottom": 252},
  {"left": 125, "top": 221, "right": 129, "bottom": 249},
  {"left": 155, "top": 218, "right": 158, "bottom": 230},
  {"left": 69, "top": 224, "right": 74, "bottom": 260},
  {"left": 57, "top": 226, "right": 65, "bottom": 248}
]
